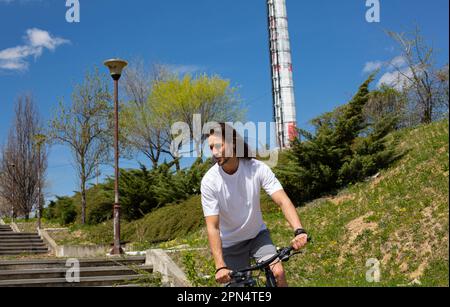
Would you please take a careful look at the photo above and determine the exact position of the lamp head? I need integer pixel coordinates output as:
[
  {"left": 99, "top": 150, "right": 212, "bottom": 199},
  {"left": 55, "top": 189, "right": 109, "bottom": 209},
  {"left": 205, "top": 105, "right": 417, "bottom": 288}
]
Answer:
[{"left": 104, "top": 59, "right": 128, "bottom": 80}]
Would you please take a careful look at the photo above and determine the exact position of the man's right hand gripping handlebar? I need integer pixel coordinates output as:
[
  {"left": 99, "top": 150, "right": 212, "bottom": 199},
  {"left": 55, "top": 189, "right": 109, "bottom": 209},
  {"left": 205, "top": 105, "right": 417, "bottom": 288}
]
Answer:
[{"left": 216, "top": 266, "right": 232, "bottom": 284}]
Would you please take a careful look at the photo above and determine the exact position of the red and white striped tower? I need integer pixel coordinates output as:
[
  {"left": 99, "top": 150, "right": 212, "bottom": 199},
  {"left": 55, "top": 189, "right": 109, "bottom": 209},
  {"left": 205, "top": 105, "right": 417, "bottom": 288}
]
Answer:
[{"left": 267, "top": 0, "right": 297, "bottom": 149}]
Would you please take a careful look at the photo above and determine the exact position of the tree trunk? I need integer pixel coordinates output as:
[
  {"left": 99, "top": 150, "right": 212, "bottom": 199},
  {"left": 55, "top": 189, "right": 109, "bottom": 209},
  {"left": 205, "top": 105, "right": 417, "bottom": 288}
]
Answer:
[
  {"left": 152, "top": 160, "right": 158, "bottom": 170},
  {"left": 175, "top": 159, "right": 181, "bottom": 172},
  {"left": 81, "top": 182, "right": 87, "bottom": 225}
]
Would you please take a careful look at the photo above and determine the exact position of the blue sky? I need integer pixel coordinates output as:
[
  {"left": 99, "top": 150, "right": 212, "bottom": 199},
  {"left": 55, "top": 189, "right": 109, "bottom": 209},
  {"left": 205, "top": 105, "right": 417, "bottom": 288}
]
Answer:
[{"left": 0, "top": 0, "right": 448, "bottom": 200}]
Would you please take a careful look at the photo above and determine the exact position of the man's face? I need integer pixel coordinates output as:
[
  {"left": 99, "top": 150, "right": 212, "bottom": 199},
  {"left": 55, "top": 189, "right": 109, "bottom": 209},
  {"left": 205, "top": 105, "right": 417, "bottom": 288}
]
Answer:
[{"left": 208, "top": 134, "right": 232, "bottom": 166}]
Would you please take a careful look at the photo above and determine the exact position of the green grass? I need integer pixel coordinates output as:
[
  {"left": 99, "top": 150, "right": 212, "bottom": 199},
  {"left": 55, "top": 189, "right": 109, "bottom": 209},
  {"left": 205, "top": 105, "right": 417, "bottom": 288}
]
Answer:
[{"left": 43, "top": 120, "right": 449, "bottom": 287}]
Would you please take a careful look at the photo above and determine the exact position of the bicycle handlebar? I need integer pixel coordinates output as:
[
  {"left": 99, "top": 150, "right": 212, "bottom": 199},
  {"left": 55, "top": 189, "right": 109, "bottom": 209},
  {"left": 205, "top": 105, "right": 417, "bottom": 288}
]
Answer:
[{"left": 229, "top": 236, "right": 312, "bottom": 279}]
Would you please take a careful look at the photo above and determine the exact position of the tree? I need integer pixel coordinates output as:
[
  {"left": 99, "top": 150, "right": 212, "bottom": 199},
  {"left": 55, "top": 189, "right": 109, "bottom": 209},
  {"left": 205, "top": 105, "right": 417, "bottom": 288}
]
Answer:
[
  {"left": 435, "top": 64, "right": 449, "bottom": 112},
  {"left": 49, "top": 68, "right": 112, "bottom": 224},
  {"left": 44, "top": 196, "right": 77, "bottom": 225},
  {"left": 275, "top": 75, "right": 397, "bottom": 205},
  {"left": 0, "top": 95, "right": 47, "bottom": 219},
  {"left": 365, "top": 85, "right": 407, "bottom": 129},
  {"left": 386, "top": 27, "right": 448, "bottom": 124},
  {"left": 152, "top": 74, "right": 245, "bottom": 170},
  {"left": 121, "top": 61, "right": 173, "bottom": 169}
]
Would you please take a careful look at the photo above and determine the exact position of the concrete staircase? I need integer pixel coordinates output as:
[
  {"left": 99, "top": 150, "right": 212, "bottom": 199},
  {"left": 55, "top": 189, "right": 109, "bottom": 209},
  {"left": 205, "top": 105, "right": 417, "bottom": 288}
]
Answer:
[
  {"left": 0, "top": 256, "right": 156, "bottom": 287},
  {"left": 0, "top": 225, "right": 48, "bottom": 255}
]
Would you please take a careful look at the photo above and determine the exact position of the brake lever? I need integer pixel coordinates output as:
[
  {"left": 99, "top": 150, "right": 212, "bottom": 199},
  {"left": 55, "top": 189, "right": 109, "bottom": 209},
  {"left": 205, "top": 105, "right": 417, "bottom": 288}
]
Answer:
[{"left": 229, "top": 271, "right": 246, "bottom": 281}]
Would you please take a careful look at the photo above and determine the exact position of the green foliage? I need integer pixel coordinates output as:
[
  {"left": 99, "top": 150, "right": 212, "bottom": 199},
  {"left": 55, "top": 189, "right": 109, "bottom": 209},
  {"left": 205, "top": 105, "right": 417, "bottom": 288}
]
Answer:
[
  {"left": 64, "top": 194, "right": 205, "bottom": 246},
  {"left": 181, "top": 251, "right": 216, "bottom": 287},
  {"left": 70, "top": 184, "right": 114, "bottom": 225},
  {"left": 275, "top": 76, "right": 399, "bottom": 205},
  {"left": 123, "top": 195, "right": 205, "bottom": 244},
  {"left": 120, "top": 70, "right": 246, "bottom": 168},
  {"left": 59, "top": 157, "right": 211, "bottom": 225},
  {"left": 44, "top": 196, "right": 77, "bottom": 225},
  {"left": 87, "top": 201, "right": 113, "bottom": 225}
]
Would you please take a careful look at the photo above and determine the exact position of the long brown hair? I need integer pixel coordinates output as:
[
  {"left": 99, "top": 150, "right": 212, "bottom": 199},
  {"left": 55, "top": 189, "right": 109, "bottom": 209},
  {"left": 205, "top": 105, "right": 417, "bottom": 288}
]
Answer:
[{"left": 207, "top": 122, "right": 254, "bottom": 160}]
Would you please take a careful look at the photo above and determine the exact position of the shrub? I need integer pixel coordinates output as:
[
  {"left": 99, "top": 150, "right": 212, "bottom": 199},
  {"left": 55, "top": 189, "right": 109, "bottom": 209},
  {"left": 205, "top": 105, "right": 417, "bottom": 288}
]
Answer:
[{"left": 44, "top": 196, "right": 77, "bottom": 225}]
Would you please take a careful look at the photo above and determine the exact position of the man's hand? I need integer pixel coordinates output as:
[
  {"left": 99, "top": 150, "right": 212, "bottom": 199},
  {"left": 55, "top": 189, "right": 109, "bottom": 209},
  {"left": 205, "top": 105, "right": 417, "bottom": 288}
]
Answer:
[
  {"left": 215, "top": 268, "right": 232, "bottom": 284},
  {"left": 291, "top": 234, "right": 308, "bottom": 251}
]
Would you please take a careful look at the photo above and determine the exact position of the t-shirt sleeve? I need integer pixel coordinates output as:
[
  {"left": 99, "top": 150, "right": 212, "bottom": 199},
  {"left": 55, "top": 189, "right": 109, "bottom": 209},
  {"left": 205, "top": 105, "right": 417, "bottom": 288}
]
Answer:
[
  {"left": 259, "top": 162, "right": 283, "bottom": 196},
  {"left": 200, "top": 179, "right": 220, "bottom": 217}
]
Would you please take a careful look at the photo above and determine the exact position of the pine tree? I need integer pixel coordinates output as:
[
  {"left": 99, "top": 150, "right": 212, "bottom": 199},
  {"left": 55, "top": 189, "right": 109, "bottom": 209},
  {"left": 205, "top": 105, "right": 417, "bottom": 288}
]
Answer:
[{"left": 275, "top": 75, "right": 398, "bottom": 206}]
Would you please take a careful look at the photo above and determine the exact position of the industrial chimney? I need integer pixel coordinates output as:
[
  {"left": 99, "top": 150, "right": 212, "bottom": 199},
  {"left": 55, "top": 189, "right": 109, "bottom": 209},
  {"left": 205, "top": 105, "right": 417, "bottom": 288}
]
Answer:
[{"left": 267, "top": 0, "right": 297, "bottom": 149}]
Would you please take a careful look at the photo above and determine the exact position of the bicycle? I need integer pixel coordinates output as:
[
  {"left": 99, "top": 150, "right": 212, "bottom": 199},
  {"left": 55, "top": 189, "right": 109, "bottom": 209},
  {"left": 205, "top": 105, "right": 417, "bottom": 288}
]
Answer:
[{"left": 226, "top": 245, "right": 306, "bottom": 288}]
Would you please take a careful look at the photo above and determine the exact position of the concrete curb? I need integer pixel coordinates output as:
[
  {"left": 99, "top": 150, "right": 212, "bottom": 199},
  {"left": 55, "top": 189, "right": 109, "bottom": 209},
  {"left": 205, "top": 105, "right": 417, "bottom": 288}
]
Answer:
[
  {"left": 145, "top": 249, "right": 191, "bottom": 287},
  {"left": 10, "top": 222, "right": 20, "bottom": 233},
  {"left": 38, "top": 228, "right": 58, "bottom": 254}
]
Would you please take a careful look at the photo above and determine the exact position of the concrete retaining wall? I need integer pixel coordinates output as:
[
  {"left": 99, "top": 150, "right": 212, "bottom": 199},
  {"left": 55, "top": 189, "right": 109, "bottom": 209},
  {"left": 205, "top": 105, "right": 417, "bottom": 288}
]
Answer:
[
  {"left": 56, "top": 245, "right": 110, "bottom": 258},
  {"left": 39, "top": 228, "right": 110, "bottom": 258},
  {"left": 146, "top": 249, "right": 191, "bottom": 287}
]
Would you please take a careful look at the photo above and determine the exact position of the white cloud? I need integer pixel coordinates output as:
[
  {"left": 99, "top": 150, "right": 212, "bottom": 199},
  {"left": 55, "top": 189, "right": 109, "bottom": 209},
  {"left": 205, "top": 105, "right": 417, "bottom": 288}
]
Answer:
[
  {"left": 0, "top": 28, "right": 69, "bottom": 71},
  {"left": 166, "top": 64, "right": 204, "bottom": 75},
  {"left": 389, "top": 56, "right": 407, "bottom": 69},
  {"left": 363, "top": 55, "right": 415, "bottom": 90},
  {"left": 26, "top": 28, "right": 69, "bottom": 50},
  {"left": 377, "top": 67, "right": 415, "bottom": 90},
  {"left": 363, "top": 61, "right": 383, "bottom": 73}
]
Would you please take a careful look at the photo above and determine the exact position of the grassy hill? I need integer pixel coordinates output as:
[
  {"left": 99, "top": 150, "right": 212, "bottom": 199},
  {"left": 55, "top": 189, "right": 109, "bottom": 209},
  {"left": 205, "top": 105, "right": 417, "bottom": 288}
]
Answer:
[{"left": 67, "top": 120, "right": 449, "bottom": 286}]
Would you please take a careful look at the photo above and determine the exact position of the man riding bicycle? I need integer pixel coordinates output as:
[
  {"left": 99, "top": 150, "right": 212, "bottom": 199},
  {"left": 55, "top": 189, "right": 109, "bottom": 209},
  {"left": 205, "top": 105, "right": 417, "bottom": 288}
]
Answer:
[{"left": 201, "top": 123, "right": 308, "bottom": 287}]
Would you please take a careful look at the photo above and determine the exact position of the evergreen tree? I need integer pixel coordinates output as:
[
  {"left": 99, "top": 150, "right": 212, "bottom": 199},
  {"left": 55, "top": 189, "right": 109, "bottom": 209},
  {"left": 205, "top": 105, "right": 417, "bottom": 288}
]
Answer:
[{"left": 275, "top": 75, "right": 398, "bottom": 206}]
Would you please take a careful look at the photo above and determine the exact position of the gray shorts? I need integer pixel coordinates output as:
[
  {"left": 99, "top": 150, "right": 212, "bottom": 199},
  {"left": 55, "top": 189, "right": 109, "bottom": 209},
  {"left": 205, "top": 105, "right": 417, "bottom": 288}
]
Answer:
[{"left": 222, "top": 229, "right": 277, "bottom": 271}]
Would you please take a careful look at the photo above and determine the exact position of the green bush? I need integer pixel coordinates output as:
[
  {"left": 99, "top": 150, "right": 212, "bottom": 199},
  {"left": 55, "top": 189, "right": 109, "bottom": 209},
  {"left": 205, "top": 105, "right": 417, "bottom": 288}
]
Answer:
[
  {"left": 44, "top": 196, "right": 77, "bottom": 225},
  {"left": 85, "top": 158, "right": 212, "bottom": 223},
  {"left": 123, "top": 195, "right": 205, "bottom": 244},
  {"left": 87, "top": 201, "right": 113, "bottom": 224},
  {"left": 275, "top": 76, "right": 398, "bottom": 205}
]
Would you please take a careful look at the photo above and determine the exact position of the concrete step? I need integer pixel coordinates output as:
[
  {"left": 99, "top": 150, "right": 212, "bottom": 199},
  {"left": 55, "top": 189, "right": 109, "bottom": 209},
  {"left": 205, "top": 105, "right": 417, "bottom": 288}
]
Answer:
[
  {"left": 0, "top": 233, "right": 41, "bottom": 237},
  {"left": 0, "top": 250, "right": 49, "bottom": 255},
  {"left": 0, "top": 243, "right": 47, "bottom": 249},
  {"left": 0, "top": 244, "right": 49, "bottom": 254},
  {"left": 0, "top": 256, "right": 146, "bottom": 271},
  {"left": 0, "top": 248, "right": 49, "bottom": 256},
  {"left": 0, "top": 235, "right": 42, "bottom": 240},
  {"left": 0, "top": 245, "right": 47, "bottom": 253},
  {"left": 0, "top": 239, "right": 44, "bottom": 244},
  {"left": 0, "top": 274, "right": 156, "bottom": 287},
  {"left": 0, "top": 232, "right": 40, "bottom": 236},
  {"left": 0, "top": 265, "right": 153, "bottom": 281}
]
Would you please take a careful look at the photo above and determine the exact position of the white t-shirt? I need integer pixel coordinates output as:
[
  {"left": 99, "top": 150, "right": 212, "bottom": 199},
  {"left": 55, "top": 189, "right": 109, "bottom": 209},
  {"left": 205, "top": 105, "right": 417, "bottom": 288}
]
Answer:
[{"left": 200, "top": 159, "right": 283, "bottom": 248}]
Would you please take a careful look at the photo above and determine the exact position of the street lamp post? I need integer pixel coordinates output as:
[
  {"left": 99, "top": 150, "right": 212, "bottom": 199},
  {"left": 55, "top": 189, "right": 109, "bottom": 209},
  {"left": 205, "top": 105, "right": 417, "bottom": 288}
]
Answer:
[{"left": 104, "top": 58, "right": 128, "bottom": 255}]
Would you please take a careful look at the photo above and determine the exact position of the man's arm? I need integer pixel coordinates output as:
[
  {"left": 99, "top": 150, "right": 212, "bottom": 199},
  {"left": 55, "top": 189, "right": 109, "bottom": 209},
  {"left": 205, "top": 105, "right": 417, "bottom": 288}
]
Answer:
[
  {"left": 271, "top": 189, "right": 308, "bottom": 250},
  {"left": 205, "top": 215, "right": 231, "bottom": 283}
]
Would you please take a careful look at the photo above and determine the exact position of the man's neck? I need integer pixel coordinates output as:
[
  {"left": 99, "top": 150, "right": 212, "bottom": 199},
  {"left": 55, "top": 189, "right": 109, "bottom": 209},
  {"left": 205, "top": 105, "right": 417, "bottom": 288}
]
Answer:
[{"left": 222, "top": 157, "right": 239, "bottom": 175}]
